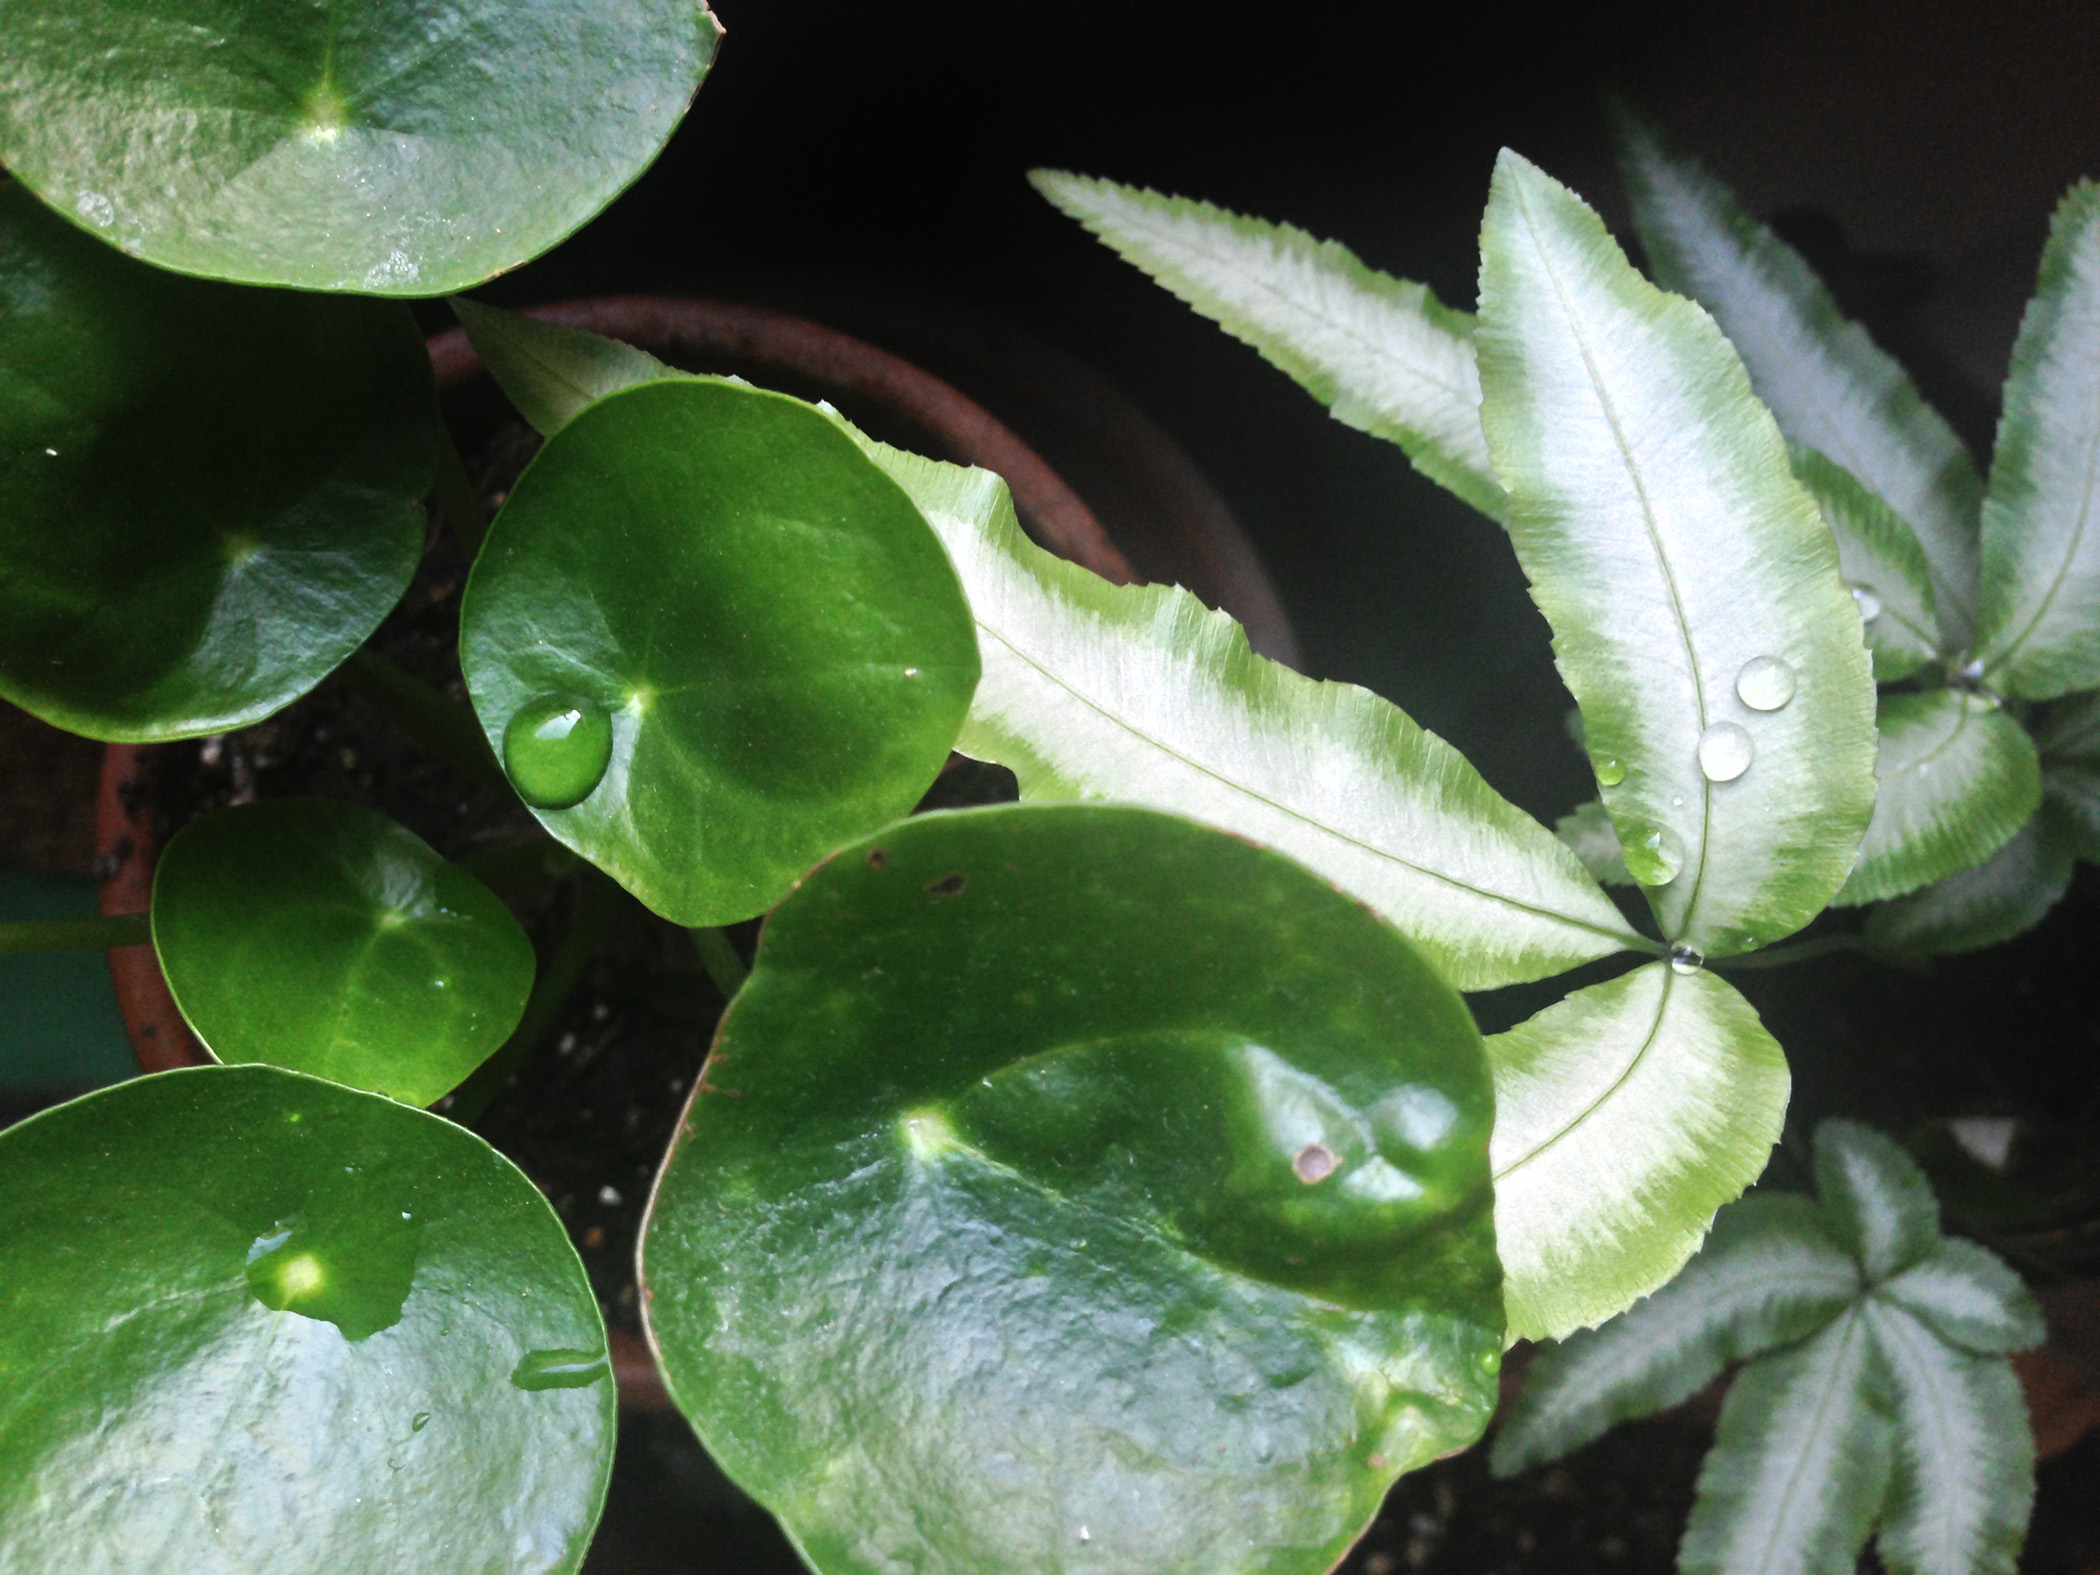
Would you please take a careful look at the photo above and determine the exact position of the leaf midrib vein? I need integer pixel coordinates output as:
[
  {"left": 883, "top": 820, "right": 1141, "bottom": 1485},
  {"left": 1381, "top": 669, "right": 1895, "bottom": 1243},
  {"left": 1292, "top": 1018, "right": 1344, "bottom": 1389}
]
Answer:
[
  {"left": 1109, "top": 200, "right": 1484, "bottom": 413},
  {"left": 978, "top": 619, "right": 1640, "bottom": 949},
  {"left": 1984, "top": 288, "right": 2100, "bottom": 682},
  {"left": 1494, "top": 965, "right": 1673, "bottom": 1182},
  {"left": 1513, "top": 174, "right": 1715, "bottom": 943},
  {"left": 1750, "top": 1309, "right": 1869, "bottom": 1575}
]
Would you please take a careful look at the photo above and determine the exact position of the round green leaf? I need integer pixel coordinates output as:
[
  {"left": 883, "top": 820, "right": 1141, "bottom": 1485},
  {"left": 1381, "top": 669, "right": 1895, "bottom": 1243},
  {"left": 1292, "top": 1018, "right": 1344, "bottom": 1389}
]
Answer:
[
  {"left": 152, "top": 799, "right": 536, "bottom": 1105},
  {"left": 0, "top": 184, "right": 432, "bottom": 742},
  {"left": 0, "top": 1064, "right": 614, "bottom": 1571},
  {"left": 0, "top": 0, "right": 721, "bottom": 295},
  {"left": 642, "top": 804, "right": 1503, "bottom": 1575},
  {"left": 459, "top": 379, "right": 981, "bottom": 927}
]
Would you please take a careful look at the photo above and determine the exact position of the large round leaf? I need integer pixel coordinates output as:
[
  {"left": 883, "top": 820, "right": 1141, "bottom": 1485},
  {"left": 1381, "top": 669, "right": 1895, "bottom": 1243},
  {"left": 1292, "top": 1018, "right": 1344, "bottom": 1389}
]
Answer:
[
  {"left": 641, "top": 804, "right": 1503, "bottom": 1575},
  {"left": 153, "top": 799, "right": 536, "bottom": 1105},
  {"left": 459, "top": 379, "right": 981, "bottom": 927},
  {"left": 0, "top": 0, "right": 721, "bottom": 295},
  {"left": 0, "top": 1065, "right": 614, "bottom": 1572},
  {"left": 0, "top": 185, "right": 432, "bottom": 741}
]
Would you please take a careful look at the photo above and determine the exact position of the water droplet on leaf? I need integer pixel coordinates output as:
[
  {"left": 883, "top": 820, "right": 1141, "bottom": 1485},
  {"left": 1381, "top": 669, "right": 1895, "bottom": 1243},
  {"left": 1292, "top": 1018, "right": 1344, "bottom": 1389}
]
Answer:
[
  {"left": 411, "top": 1412, "right": 431, "bottom": 1432},
  {"left": 1594, "top": 755, "right": 1626, "bottom": 787},
  {"left": 1735, "top": 655, "right": 1796, "bottom": 711},
  {"left": 1697, "top": 722, "right": 1754, "bottom": 782},
  {"left": 1849, "top": 583, "right": 1883, "bottom": 622},
  {"left": 510, "top": 1347, "right": 611, "bottom": 1391},
  {"left": 1624, "top": 825, "right": 1686, "bottom": 886},
  {"left": 502, "top": 695, "right": 613, "bottom": 810},
  {"left": 245, "top": 1196, "right": 423, "bottom": 1342},
  {"left": 1668, "top": 945, "right": 1704, "bottom": 975}
]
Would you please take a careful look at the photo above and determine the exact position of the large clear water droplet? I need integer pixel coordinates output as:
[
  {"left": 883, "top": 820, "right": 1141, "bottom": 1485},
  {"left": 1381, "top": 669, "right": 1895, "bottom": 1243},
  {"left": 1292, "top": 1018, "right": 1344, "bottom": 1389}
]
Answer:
[
  {"left": 1669, "top": 945, "right": 1705, "bottom": 975},
  {"left": 510, "top": 1347, "right": 611, "bottom": 1391},
  {"left": 1736, "top": 655, "right": 1796, "bottom": 711},
  {"left": 245, "top": 1197, "right": 423, "bottom": 1342},
  {"left": 502, "top": 695, "right": 613, "bottom": 810},
  {"left": 1697, "top": 722, "right": 1754, "bottom": 782},
  {"left": 1625, "top": 825, "right": 1686, "bottom": 886},
  {"left": 1594, "top": 755, "right": 1626, "bottom": 787},
  {"left": 1849, "top": 583, "right": 1883, "bottom": 623}
]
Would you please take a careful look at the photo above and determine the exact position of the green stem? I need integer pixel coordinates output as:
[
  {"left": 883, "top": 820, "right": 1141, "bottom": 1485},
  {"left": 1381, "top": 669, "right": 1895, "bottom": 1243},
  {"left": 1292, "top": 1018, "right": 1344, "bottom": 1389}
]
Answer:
[
  {"left": 433, "top": 420, "right": 488, "bottom": 559},
  {"left": 341, "top": 649, "right": 508, "bottom": 792},
  {"left": 1710, "top": 932, "right": 1867, "bottom": 972},
  {"left": 0, "top": 912, "right": 152, "bottom": 955},
  {"left": 445, "top": 865, "right": 621, "bottom": 1125},
  {"left": 689, "top": 926, "right": 749, "bottom": 999}
]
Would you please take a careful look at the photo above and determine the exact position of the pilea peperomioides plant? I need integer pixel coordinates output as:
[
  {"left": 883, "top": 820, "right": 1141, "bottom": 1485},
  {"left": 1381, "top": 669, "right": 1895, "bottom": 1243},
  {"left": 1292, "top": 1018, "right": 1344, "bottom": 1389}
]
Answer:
[
  {"left": 1494, "top": 1120, "right": 2045, "bottom": 1575},
  {"left": 0, "top": 15, "right": 2064, "bottom": 1573}
]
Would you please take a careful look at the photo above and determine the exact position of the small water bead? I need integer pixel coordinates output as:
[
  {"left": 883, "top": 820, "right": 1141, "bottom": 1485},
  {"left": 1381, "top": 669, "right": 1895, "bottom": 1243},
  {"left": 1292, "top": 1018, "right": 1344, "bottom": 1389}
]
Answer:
[
  {"left": 1849, "top": 584, "right": 1883, "bottom": 623},
  {"left": 1594, "top": 755, "right": 1626, "bottom": 787},
  {"left": 1697, "top": 722, "right": 1754, "bottom": 783},
  {"left": 1668, "top": 945, "right": 1705, "bottom": 975},
  {"left": 502, "top": 695, "right": 613, "bottom": 810},
  {"left": 411, "top": 1413, "right": 431, "bottom": 1433},
  {"left": 510, "top": 1347, "right": 612, "bottom": 1391},
  {"left": 1735, "top": 655, "right": 1797, "bottom": 711},
  {"left": 1625, "top": 825, "right": 1686, "bottom": 887}
]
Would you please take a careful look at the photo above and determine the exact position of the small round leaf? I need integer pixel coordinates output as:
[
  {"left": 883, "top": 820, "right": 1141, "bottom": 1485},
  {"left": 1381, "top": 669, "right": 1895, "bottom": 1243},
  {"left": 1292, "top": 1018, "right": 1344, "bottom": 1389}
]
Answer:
[
  {"left": 0, "top": 185, "right": 433, "bottom": 741},
  {"left": 642, "top": 804, "right": 1503, "bottom": 1575},
  {"left": 460, "top": 379, "right": 981, "bottom": 927},
  {"left": 153, "top": 799, "right": 536, "bottom": 1105},
  {"left": 0, "top": 0, "right": 721, "bottom": 295},
  {"left": 0, "top": 1065, "right": 614, "bottom": 1572}
]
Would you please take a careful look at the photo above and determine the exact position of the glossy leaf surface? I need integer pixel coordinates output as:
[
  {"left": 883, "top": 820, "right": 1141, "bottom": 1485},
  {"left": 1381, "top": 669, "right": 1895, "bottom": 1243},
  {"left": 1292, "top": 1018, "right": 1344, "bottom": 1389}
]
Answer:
[
  {"left": 643, "top": 805, "right": 1503, "bottom": 1575},
  {"left": 0, "top": 0, "right": 720, "bottom": 294},
  {"left": 1680, "top": 1310, "right": 1894, "bottom": 1575},
  {"left": 1790, "top": 444, "right": 1942, "bottom": 679},
  {"left": 1868, "top": 1301, "right": 2035, "bottom": 1575},
  {"left": 459, "top": 379, "right": 980, "bottom": 926},
  {"left": 1485, "top": 961, "right": 1790, "bottom": 1340},
  {"left": 1032, "top": 171, "right": 1504, "bottom": 519},
  {"left": 1865, "top": 810, "right": 2076, "bottom": 956},
  {"left": 1617, "top": 112, "right": 1984, "bottom": 647},
  {"left": 0, "top": 1065, "right": 613, "bottom": 1572},
  {"left": 1491, "top": 1195, "right": 1857, "bottom": 1472},
  {"left": 152, "top": 799, "right": 535, "bottom": 1105},
  {"left": 2037, "top": 691, "right": 2100, "bottom": 860},
  {"left": 859, "top": 440, "right": 1641, "bottom": 990},
  {"left": 1834, "top": 690, "right": 2042, "bottom": 906},
  {"left": 0, "top": 184, "right": 431, "bottom": 741},
  {"left": 1477, "top": 151, "right": 1878, "bottom": 958},
  {"left": 451, "top": 297, "right": 678, "bottom": 436},
  {"left": 1975, "top": 182, "right": 2100, "bottom": 697}
]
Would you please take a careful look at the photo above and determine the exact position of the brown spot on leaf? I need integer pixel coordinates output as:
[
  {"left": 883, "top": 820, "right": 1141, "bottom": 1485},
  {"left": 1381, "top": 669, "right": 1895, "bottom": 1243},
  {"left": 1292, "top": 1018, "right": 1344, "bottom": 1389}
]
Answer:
[
  {"left": 1293, "top": 1143, "right": 1339, "bottom": 1183},
  {"left": 866, "top": 848, "right": 888, "bottom": 871},
  {"left": 927, "top": 872, "right": 966, "bottom": 897}
]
